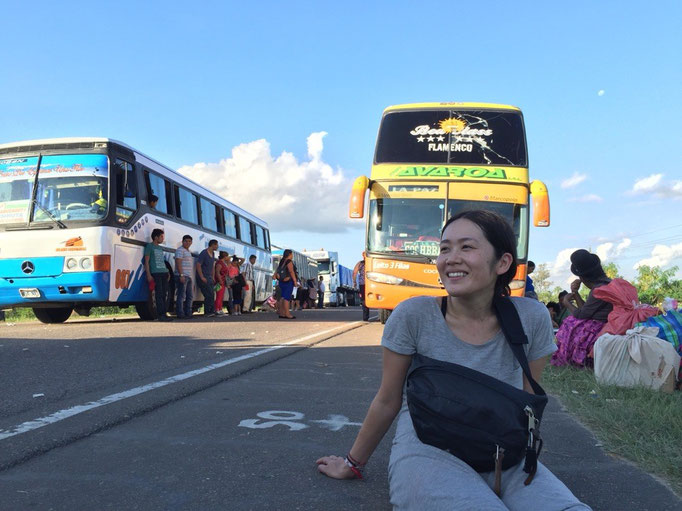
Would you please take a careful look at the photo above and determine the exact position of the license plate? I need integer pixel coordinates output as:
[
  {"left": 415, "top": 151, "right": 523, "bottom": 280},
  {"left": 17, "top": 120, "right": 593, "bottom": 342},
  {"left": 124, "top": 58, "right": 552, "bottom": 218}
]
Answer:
[{"left": 19, "top": 288, "right": 41, "bottom": 298}]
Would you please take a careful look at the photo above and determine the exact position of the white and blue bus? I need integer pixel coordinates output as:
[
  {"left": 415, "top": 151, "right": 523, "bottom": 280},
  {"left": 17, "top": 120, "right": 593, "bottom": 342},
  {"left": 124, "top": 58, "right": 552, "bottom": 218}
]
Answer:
[{"left": 0, "top": 137, "right": 272, "bottom": 323}]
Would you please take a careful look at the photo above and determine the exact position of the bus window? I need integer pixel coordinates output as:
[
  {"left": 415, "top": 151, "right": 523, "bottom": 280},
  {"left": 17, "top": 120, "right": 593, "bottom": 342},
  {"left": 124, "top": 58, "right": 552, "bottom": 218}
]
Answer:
[
  {"left": 239, "top": 216, "right": 254, "bottom": 244},
  {"left": 174, "top": 185, "right": 199, "bottom": 224},
  {"left": 114, "top": 159, "right": 137, "bottom": 224},
  {"left": 200, "top": 197, "right": 219, "bottom": 232},
  {"left": 255, "top": 225, "right": 267, "bottom": 249},
  {"left": 145, "top": 171, "right": 170, "bottom": 214},
  {"left": 222, "top": 208, "right": 238, "bottom": 238},
  {"left": 375, "top": 110, "right": 527, "bottom": 166},
  {"left": 30, "top": 154, "right": 109, "bottom": 224},
  {"left": 265, "top": 229, "right": 271, "bottom": 250},
  {"left": 368, "top": 198, "right": 445, "bottom": 257},
  {"left": 446, "top": 200, "right": 528, "bottom": 259}
]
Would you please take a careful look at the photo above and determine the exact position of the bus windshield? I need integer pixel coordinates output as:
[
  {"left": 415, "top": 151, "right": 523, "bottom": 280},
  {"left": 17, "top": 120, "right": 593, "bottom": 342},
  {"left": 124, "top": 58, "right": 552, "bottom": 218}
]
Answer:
[
  {"left": 0, "top": 154, "right": 109, "bottom": 226},
  {"left": 368, "top": 198, "right": 528, "bottom": 260},
  {"left": 446, "top": 200, "right": 528, "bottom": 259},
  {"left": 375, "top": 109, "right": 527, "bottom": 166},
  {"left": 368, "top": 198, "right": 445, "bottom": 258}
]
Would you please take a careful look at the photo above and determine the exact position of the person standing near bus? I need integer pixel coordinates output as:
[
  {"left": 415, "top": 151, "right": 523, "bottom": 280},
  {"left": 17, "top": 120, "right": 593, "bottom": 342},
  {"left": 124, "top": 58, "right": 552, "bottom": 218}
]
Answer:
[
  {"left": 241, "top": 254, "right": 256, "bottom": 313},
  {"left": 144, "top": 228, "right": 172, "bottom": 321},
  {"left": 196, "top": 239, "right": 218, "bottom": 317},
  {"left": 353, "top": 253, "right": 369, "bottom": 322},
  {"left": 174, "top": 234, "right": 194, "bottom": 319},
  {"left": 317, "top": 276, "right": 325, "bottom": 309},
  {"left": 214, "top": 251, "right": 231, "bottom": 315}
]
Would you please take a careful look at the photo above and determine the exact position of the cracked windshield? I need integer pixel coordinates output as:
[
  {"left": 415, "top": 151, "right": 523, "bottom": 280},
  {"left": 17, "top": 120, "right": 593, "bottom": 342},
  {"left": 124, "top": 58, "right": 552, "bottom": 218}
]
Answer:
[
  {"left": 375, "top": 109, "right": 527, "bottom": 166},
  {"left": 0, "top": 154, "right": 109, "bottom": 226}
]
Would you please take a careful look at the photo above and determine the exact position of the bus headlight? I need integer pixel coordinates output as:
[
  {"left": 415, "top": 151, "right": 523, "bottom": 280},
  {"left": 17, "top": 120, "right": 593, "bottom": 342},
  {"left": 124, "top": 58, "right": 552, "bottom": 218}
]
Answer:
[
  {"left": 366, "top": 272, "right": 404, "bottom": 285},
  {"left": 509, "top": 279, "right": 526, "bottom": 290},
  {"left": 63, "top": 256, "right": 94, "bottom": 272}
]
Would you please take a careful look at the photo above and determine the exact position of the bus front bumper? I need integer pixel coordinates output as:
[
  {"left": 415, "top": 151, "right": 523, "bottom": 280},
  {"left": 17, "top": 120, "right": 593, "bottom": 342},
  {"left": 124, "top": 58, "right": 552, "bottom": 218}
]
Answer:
[
  {"left": 364, "top": 280, "right": 446, "bottom": 311},
  {"left": 0, "top": 272, "right": 110, "bottom": 308}
]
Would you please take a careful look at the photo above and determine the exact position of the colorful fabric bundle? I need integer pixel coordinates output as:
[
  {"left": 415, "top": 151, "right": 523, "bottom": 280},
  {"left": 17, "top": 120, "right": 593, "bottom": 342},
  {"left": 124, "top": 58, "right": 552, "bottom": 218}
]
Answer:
[
  {"left": 637, "top": 309, "right": 682, "bottom": 357},
  {"left": 591, "top": 278, "right": 659, "bottom": 335},
  {"left": 551, "top": 315, "right": 605, "bottom": 368}
]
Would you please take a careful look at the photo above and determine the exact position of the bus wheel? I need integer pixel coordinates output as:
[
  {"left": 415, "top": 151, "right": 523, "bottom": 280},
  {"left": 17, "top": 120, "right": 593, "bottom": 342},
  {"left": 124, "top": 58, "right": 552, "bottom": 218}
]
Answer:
[
  {"left": 33, "top": 307, "right": 73, "bottom": 324},
  {"left": 379, "top": 309, "right": 391, "bottom": 324},
  {"left": 135, "top": 301, "right": 156, "bottom": 321}
]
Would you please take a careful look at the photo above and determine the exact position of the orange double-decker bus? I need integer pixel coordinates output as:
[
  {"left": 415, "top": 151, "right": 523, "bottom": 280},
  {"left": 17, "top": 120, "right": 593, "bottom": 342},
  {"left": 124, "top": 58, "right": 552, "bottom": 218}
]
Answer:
[{"left": 349, "top": 102, "right": 550, "bottom": 323}]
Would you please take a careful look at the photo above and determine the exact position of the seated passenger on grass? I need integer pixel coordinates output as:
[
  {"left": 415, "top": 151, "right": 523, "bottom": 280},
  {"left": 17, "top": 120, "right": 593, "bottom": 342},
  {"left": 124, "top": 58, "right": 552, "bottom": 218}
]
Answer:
[{"left": 552, "top": 250, "right": 612, "bottom": 368}]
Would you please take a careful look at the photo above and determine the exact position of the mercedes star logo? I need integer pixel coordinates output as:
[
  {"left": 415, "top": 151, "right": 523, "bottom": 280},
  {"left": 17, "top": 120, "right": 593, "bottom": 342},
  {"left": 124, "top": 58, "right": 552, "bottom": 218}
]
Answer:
[{"left": 21, "top": 261, "right": 35, "bottom": 275}]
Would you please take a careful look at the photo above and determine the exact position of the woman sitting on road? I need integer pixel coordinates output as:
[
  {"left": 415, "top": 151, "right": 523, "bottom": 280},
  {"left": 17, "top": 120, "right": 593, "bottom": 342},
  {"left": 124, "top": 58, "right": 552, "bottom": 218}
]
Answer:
[
  {"left": 316, "top": 210, "right": 590, "bottom": 510},
  {"left": 552, "top": 249, "right": 612, "bottom": 368}
]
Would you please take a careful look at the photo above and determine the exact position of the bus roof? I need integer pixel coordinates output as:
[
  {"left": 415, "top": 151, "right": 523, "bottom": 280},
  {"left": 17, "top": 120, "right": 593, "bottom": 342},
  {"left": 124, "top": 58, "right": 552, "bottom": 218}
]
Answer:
[
  {"left": 0, "top": 137, "right": 268, "bottom": 227},
  {"left": 383, "top": 102, "right": 521, "bottom": 113}
]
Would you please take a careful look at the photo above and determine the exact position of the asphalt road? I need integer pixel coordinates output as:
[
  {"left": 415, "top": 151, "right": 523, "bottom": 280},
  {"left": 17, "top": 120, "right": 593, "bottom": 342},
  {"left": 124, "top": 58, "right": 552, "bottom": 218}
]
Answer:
[{"left": 1, "top": 308, "right": 680, "bottom": 510}]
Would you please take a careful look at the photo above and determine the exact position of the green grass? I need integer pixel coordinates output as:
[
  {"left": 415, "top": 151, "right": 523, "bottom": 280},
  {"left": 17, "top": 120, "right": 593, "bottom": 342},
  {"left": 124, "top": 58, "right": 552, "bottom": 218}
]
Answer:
[
  {"left": 2, "top": 306, "right": 138, "bottom": 322},
  {"left": 542, "top": 365, "right": 682, "bottom": 496}
]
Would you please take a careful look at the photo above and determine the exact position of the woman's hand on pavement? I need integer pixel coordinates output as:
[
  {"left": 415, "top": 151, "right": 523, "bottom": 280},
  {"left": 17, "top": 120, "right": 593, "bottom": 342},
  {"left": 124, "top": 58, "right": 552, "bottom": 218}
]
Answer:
[{"left": 316, "top": 455, "right": 356, "bottom": 479}]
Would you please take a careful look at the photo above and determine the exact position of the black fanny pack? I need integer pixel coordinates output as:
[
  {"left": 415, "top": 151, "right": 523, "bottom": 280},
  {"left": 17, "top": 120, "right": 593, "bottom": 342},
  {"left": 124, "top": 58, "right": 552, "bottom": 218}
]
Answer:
[{"left": 406, "top": 297, "right": 547, "bottom": 492}]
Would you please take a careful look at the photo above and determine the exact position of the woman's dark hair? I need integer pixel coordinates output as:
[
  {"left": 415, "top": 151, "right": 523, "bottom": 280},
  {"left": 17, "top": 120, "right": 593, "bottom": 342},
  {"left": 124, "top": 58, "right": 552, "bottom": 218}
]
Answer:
[
  {"left": 219, "top": 251, "right": 229, "bottom": 259},
  {"left": 546, "top": 301, "right": 560, "bottom": 315},
  {"left": 441, "top": 210, "right": 518, "bottom": 297},
  {"left": 278, "top": 249, "right": 293, "bottom": 270}
]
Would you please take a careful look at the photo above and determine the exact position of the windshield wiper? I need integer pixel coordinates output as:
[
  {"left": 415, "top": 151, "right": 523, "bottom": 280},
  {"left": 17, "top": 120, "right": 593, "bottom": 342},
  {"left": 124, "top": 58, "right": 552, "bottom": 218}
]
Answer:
[
  {"left": 374, "top": 250, "right": 436, "bottom": 263},
  {"left": 31, "top": 199, "right": 67, "bottom": 229}
]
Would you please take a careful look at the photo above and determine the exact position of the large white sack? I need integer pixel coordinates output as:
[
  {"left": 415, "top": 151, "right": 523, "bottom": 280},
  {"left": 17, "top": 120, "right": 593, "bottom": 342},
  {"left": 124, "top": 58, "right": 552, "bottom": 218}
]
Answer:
[{"left": 594, "top": 326, "right": 681, "bottom": 390}]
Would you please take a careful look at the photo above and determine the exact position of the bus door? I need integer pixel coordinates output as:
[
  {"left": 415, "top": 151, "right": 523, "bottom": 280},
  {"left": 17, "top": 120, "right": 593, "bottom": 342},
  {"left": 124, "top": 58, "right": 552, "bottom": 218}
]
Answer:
[{"left": 110, "top": 156, "right": 145, "bottom": 303}]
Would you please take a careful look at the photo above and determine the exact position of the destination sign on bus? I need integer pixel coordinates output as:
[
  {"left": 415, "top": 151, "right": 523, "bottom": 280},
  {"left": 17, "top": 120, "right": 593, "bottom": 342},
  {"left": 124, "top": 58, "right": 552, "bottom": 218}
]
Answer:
[{"left": 375, "top": 110, "right": 527, "bottom": 166}]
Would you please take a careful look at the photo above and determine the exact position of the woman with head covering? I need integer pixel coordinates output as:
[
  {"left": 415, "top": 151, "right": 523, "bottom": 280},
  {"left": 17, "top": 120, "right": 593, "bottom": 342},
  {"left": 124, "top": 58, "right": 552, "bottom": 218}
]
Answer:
[
  {"left": 561, "top": 249, "right": 613, "bottom": 321},
  {"left": 551, "top": 250, "right": 612, "bottom": 367}
]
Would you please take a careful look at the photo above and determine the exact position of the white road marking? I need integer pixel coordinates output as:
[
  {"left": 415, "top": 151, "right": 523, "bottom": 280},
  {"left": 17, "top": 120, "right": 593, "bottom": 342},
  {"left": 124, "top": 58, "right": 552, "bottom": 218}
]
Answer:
[{"left": 0, "top": 323, "right": 358, "bottom": 441}]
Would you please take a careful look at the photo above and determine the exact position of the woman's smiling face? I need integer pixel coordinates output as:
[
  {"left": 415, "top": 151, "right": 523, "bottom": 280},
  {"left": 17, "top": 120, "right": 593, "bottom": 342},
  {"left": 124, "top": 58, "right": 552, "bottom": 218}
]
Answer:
[{"left": 436, "top": 218, "right": 511, "bottom": 299}]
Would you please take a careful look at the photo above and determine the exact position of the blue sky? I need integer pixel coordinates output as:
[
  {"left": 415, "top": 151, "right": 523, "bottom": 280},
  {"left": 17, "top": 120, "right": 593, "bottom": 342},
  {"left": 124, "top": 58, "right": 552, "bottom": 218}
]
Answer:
[{"left": 2, "top": 1, "right": 681, "bottom": 287}]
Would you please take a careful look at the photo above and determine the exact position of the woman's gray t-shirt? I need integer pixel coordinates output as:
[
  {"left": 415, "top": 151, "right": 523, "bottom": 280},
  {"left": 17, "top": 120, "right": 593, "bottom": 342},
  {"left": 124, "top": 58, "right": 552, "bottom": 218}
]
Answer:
[{"left": 381, "top": 295, "right": 557, "bottom": 447}]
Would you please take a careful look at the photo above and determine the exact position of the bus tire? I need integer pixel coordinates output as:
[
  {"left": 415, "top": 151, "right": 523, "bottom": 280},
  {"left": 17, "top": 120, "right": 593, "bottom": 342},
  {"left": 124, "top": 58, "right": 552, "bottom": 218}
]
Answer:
[
  {"left": 135, "top": 301, "right": 156, "bottom": 321},
  {"left": 379, "top": 309, "right": 391, "bottom": 324},
  {"left": 33, "top": 307, "right": 73, "bottom": 324}
]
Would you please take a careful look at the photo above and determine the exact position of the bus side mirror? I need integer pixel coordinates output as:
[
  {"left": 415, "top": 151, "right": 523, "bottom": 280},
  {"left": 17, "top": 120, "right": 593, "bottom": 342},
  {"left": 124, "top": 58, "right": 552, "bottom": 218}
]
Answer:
[
  {"left": 349, "top": 176, "right": 369, "bottom": 219},
  {"left": 530, "top": 180, "right": 550, "bottom": 227}
]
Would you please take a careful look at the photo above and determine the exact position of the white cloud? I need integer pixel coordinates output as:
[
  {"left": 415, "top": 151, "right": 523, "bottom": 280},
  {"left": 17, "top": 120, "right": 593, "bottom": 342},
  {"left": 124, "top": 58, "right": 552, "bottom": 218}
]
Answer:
[
  {"left": 567, "top": 194, "right": 603, "bottom": 203},
  {"left": 561, "top": 172, "right": 587, "bottom": 189},
  {"left": 598, "top": 90, "right": 605, "bottom": 96},
  {"left": 596, "top": 238, "right": 631, "bottom": 261},
  {"left": 634, "top": 242, "right": 682, "bottom": 269},
  {"left": 629, "top": 173, "right": 682, "bottom": 199},
  {"left": 177, "top": 132, "right": 356, "bottom": 233},
  {"left": 545, "top": 247, "right": 580, "bottom": 290}
]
